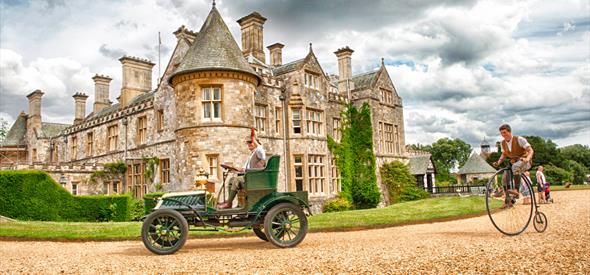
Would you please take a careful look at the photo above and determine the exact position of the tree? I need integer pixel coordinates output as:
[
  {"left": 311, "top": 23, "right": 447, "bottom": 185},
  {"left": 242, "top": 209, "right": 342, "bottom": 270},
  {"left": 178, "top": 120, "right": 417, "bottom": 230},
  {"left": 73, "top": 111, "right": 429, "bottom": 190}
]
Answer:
[
  {"left": 0, "top": 118, "right": 9, "bottom": 143},
  {"left": 560, "top": 144, "right": 590, "bottom": 169},
  {"left": 562, "top": 160, "right": 589, "bottom": 185},
  {"left": 328, "top": 103, "right": 381, "bottom": 209},
  {"left": 419, "top": 138, "right": 471, "bottom": 182},
  {"left": 543, "top": 165, "right": 573, "bottom": 185},
  {"left": 380, "top": 161, "right": 428, "bottom": 203},
  {"left": 523, "top": 136, "right": 562, "bottom": 167}
]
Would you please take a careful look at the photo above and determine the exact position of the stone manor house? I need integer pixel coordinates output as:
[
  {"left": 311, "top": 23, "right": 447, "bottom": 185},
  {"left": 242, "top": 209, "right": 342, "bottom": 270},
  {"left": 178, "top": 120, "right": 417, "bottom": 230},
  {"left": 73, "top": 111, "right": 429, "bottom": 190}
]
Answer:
[{"left": 0, "top": 5, "right": 406, "bottom": 210}]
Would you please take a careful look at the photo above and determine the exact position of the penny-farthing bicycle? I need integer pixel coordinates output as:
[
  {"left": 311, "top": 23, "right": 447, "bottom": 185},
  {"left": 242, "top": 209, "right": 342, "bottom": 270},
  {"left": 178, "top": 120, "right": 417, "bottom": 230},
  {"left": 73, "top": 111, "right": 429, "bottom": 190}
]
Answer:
[{"left": 485, "top": 163, "right": 548, "bottom": 235}]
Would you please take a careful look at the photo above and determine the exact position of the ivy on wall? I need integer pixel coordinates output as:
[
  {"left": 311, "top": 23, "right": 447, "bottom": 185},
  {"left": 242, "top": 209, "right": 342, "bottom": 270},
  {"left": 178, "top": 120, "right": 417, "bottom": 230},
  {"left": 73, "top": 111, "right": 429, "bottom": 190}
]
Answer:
[{"left": 328, "top": 103, "right": 380, "bottom": 209}]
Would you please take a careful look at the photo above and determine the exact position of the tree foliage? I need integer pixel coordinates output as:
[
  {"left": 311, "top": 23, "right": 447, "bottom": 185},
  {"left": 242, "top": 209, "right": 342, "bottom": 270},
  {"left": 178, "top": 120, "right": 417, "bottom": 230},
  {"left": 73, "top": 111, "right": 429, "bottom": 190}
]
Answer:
[
  {"left": 543, "top": 164, "right": 573, "bottom": 185},
  {"left": 562, "top": 160, "right": 589, "bottom": 185},
  {"left": 560, "top": 144, "right": 590, "bottom": 169},
  {"left": 522, "top": 136, "right": 562, "bottom": 167},
  {"left": 380, "top": 161, "right": 428, "bottom": 203},
  {"left": 328, "top": 103, "right": 380, "bottom": 209},
  {"left": 0, "top": 117, "right": 8, "bottom": 142},
  {"left": 410, "top": 138, "right": 471, "bottom": 183}
]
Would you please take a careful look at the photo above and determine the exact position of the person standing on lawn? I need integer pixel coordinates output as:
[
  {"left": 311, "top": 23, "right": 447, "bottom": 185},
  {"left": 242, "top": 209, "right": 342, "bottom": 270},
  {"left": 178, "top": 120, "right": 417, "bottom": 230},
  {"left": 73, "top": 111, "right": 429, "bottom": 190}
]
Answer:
[{"left": 536, "top": 165, "right": 547, "bottom": 203}]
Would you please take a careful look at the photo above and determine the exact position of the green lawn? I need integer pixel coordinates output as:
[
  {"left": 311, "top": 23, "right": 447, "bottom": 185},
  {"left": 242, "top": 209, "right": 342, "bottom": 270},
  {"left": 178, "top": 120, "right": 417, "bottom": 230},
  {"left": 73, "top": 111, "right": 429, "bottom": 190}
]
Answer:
[
  {"left": 550, "top": 184, "right": 590, "bottom": 191},
  {"left": 0, "top": 196, "right": 499, "bottom": 240}
]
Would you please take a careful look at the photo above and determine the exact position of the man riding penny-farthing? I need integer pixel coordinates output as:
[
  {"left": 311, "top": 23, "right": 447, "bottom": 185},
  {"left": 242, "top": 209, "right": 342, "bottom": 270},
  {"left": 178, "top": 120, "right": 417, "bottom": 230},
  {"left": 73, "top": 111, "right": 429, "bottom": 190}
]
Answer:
[{"left": 141, "top": 129, "right": 310, "bottom": 255}]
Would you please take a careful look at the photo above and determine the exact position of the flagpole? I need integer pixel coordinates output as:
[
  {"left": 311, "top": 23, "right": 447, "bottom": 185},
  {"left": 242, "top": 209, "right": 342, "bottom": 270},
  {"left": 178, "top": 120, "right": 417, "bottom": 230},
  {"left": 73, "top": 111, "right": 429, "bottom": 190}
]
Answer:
[{"left": 158, "top": 32, "right": 161, "bottom": 84}]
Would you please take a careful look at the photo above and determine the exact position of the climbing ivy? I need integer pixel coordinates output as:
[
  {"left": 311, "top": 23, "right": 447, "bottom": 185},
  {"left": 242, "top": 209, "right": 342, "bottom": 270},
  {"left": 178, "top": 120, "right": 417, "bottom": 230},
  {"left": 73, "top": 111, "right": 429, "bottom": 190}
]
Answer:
[
  {"left": 89, "top": 161, "right": 127, "bottom": 184},
  {"left": 142, "top": 156, "right": 160, "bottom": 186},
  {"left": 328, "top": 103, "right": 380, "bottom": 209}
]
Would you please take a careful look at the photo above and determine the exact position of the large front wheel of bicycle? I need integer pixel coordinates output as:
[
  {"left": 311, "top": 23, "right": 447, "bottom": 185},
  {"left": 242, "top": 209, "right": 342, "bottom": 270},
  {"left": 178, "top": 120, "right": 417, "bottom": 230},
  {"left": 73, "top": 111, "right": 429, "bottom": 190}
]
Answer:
[{"left": 485, "top": 171, "right": 533, "bottom": 236}]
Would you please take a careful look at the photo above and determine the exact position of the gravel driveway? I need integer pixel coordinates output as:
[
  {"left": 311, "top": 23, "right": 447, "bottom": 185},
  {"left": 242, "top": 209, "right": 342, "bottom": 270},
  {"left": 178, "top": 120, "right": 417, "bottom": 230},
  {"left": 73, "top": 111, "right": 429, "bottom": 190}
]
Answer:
[{"left": 1, "top": 190, "right": 589, "bottom": 274}]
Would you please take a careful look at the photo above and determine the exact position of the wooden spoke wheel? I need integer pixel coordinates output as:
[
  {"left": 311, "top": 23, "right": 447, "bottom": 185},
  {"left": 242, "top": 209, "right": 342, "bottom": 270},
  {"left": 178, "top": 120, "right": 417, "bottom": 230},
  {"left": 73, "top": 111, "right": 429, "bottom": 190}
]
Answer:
[
  {"left": 141, "top": 209, "right": 189, "bottom": 255},
  {"left": 263, "top": 203, "right": 308, "bottom": 248}
]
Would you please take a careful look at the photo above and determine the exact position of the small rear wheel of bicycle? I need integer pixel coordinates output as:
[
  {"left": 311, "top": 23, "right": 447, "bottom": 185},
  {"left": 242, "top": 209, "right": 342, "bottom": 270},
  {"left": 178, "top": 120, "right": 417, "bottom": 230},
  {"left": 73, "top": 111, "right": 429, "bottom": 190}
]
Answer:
[
  {"left": 533, "top": 212, "right": 548, "bottom": 233},
  {"left": 485, "top": 171, "right": 533, "bottom": 236}
]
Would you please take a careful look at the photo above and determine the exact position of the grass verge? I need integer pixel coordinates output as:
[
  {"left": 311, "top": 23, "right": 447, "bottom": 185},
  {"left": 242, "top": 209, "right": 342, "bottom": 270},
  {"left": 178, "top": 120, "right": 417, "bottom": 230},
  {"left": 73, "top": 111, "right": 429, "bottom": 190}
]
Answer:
[{"left": 0, "top": 196, "right": 499, "bottom": 241}]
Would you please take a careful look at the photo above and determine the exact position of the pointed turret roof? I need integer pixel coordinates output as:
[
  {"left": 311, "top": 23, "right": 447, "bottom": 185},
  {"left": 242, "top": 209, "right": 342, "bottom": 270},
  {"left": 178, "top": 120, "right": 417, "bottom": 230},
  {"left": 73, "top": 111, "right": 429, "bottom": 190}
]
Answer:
[
  {"left": 169, "top": 5, "right": 260, "bottom": 85},
  {"left": 457, "top": 153, "right": 496, "bottom": 174}
]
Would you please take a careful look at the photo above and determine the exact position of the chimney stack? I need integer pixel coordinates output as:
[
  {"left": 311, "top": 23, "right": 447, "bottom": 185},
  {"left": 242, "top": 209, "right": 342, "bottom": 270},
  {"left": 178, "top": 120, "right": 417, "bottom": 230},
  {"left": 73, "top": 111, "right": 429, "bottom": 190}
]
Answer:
[
  {"left": 72, "top": 92, "right": 89, "bottom": 124},
  {"left": 334, "top": 46, "right": 355, "bottom": 94},
  {"left": 267, "top": 43, "right": 284, "bottom": 67},
  {"left": 92, "top": 74, "right": 112, "bottom": 113},
  {"left": 26, "top": 90, "right": 44, "bottom": 131},
  {"left": 237, "top": 12, "right": 267, "bottom": 63},
  {"left": 118, "top": 56, "right": 155, "bottom": 108}
]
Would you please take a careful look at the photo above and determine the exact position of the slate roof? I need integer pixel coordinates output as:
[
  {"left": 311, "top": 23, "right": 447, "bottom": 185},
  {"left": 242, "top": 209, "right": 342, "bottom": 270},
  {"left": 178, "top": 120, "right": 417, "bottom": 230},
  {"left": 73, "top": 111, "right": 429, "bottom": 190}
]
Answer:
[
  {"left": 408, "top": 154, "right": 434, "bottom": 175},
  {"left": 39, "top": 122, "right": 70, "bottom": 138},
  {"left": 457, "top": 153, "right": 496, "bottom": 174},
  {"left": 351, "top": 70, "right": 378, "bottom": 90},
  {"left": 2, "top": 114, "right": 27, "bottom": 146},
  {"left": 272, "top": 58, "right": 304, "bottom": 76},
  {"left": 169, "top": 6, "right": 260, "bottom": 85}
]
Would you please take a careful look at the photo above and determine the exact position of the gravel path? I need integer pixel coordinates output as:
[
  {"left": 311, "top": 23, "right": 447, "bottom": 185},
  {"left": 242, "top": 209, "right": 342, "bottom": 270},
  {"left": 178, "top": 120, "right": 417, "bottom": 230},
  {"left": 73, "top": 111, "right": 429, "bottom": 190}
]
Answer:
[{"left": 1, "top": 190, "right": 589, "bottom": 274}]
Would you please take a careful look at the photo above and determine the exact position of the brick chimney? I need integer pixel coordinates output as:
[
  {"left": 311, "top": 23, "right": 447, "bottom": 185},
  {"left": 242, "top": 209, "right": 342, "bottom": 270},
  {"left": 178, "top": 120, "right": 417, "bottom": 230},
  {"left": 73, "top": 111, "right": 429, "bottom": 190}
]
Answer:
[
  {"left": 267, "top": 43, "right": 284, "bottom": 67},
  {"left": 334, "top": 46, "right": 355, "bottom": 94},
  {"left": 72, "top": 92, "right": 89, "bottom": 124},
  {"left": 118, "top": 56, "right": 155, "bottom": 108},
  {"left": 26, "top": 90, "right": 43, "bottom": 132},
  {"left": 92, "top": 74, "right": 112, "bottom": 113},
  {"left": 237, "top": 12, "right": 267, "bottom": 63}
]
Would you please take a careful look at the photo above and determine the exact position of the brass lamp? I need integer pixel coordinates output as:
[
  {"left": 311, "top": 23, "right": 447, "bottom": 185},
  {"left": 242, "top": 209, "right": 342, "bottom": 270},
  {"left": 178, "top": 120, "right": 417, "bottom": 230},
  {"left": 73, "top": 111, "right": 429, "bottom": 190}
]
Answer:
[{"left": 194, "top": 164, "right": 209, "bottom": 190}]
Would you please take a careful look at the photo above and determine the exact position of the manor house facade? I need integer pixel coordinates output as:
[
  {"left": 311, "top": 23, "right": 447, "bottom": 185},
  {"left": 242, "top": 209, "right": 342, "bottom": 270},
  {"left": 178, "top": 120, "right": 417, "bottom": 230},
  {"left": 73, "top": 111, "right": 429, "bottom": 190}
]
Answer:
[{"left": 0, "top": 5, "right": 407, "bottom": 210}]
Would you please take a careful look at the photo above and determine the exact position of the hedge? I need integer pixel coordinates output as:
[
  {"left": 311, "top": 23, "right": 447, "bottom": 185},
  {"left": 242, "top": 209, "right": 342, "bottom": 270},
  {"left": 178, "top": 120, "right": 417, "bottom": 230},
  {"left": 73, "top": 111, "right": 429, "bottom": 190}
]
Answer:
[{"left": 0, "top": 170, "right": 132, "bottom": 222}]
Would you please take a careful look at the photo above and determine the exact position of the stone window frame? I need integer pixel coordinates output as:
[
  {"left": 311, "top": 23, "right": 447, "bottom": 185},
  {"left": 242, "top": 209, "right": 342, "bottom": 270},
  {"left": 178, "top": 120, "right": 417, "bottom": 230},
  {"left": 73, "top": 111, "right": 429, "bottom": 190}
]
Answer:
[
  {"left": 307, "top": 154, "right": 325, "bottom": 195},
  {"left": 274, "top": 107, "right": 282, "bottom": 135},
  {"left": 384, "top": 123, "right": 394, "bottom": 154},
  {"left": 156, "top": 109, "right": 165, "bottom": 131},
  {"left": 127, "top": 162, "right": 146, "bottom": 198},
  {"left": 291, "top": 108, "right": 302, "bottom": 135},
  {"left": 71, "top": 182, "right": 79, "bottom": 195},
  {"left": 107, "top": 124, "right": 119, "bottom": 152},
  {"left": 201, "top": 86, "right": 223, "bottom": 122},
  {"left": 304, "top": 72, "right": 319, "bottom": 90},
  {"left": 395, "top": 125, "right": 400, "bottom": 155},
  {"left": 332, "top": 117, "right": 341, "bottom": 141},
  {"left": 160, "top": 159, "right": 170, "bottom": 184},
  {"left": 254, "top": 104, "right": 267, "bottom": 133},
  {"left": 380, "top": 88, "right": 394, "bottom": 105},
  {"left": 86, "top": 131, "right": 94, "bottom": 157},
  {"left": 330, "top": 156, "right": 341, "bottom": 194},
  {"left": 136, "top": 116, "right": 148, "bottom": 145},
  {"left": 206, "top": 155, "right": 219, "bottom": 180},
  {"left": 51, "top": 143, "right": 59, "bottom": 163},
  {"left": 293, "top": 154, "right": 304, "bottom": 192},
  {"left": 305, "top": 108, "right": 323, "bottom": 136},
  {"left": 378, "top": 122, "right": 384, "bottom": 153},
  {"left": 71, "top": 136, "right": 78, "bottom": 161}
]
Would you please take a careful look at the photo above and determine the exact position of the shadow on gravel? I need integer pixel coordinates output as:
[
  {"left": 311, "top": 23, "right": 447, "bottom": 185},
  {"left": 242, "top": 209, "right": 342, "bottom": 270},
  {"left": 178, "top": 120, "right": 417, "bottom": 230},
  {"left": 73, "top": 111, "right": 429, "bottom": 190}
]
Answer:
[{"left": 113, "top": 238, "right": 270, "bottom": 256}]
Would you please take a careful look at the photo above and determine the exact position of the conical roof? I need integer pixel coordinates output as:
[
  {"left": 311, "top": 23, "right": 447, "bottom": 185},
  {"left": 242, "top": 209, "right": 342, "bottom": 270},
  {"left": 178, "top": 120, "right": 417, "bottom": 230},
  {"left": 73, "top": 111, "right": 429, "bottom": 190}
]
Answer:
[
  {"left": 169, "top": 6, "right": 260, "bottom": 85},
  {"left": 457, "top": 153, "right": 496, "bottom": 174}
]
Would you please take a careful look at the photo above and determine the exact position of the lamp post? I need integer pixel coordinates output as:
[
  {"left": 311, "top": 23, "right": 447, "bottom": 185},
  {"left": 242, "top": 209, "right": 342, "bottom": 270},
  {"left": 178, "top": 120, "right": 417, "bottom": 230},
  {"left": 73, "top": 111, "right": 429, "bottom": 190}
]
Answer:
[
  {"left": 58, "top": 174, "right": 67, "bottom": 189},
  {"left": 279, "top": 89, "right": 289, "bottom": 192}
]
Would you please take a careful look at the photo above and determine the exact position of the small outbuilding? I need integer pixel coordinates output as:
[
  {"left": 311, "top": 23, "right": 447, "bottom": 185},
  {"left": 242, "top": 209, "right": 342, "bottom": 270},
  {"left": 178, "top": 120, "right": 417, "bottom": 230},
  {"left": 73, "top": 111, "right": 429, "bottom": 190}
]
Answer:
[
  {"left": 457, "top": 153, "right": 496, "bottom": 185},
  {"left": 408, "top": 154, "right": 437, "bottom": 192}
]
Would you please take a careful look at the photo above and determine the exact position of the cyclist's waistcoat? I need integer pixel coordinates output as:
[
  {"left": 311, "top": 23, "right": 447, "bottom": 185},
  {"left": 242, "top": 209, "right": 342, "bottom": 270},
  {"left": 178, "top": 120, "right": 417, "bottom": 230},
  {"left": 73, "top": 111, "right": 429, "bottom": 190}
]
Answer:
[{"left": 501, "top": 135, "right": 528, "bottom": 163}]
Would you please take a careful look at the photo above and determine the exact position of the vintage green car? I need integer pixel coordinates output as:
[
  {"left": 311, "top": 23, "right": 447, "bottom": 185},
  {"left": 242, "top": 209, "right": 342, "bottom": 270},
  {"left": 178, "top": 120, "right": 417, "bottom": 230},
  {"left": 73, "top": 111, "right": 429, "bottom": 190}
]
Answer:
[{"left": 141, "top": 155, "right": 310, "bottom": 255}]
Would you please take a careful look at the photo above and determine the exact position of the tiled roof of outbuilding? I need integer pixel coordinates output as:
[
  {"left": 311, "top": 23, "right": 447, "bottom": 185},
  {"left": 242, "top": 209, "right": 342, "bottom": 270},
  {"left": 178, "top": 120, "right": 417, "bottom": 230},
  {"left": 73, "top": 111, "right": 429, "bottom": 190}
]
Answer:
[
  {"left": 408, "top": 154, "right": 433, "bottom": 175},
  {"left": 457, "top": 153, "right": 496, "bottom": 174},
  {"left": 169, "top": 6, "right": 259, "bottom": 85}
]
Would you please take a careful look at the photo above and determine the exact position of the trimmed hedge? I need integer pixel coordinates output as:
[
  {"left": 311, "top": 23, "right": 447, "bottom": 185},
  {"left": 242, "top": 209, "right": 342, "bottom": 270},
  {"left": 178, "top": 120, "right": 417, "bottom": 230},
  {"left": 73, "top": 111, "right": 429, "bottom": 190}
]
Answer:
[
  {"left": 143, "top": 192, "right": 165, "bottom": 215},
  {"left": 0, "top": 170, "right": 132, "bottom": 222}
]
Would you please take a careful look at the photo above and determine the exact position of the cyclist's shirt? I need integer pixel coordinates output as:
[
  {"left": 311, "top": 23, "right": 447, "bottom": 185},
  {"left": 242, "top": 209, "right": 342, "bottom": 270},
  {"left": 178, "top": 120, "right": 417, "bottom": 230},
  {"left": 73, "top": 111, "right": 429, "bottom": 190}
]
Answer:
[{"left": 501, "top": 135, "right": 531, "bottom": 163}]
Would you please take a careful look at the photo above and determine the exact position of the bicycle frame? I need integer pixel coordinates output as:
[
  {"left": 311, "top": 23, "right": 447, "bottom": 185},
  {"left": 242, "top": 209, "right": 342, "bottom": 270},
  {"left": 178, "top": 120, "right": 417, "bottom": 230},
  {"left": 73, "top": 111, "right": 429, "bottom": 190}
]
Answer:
[{"left": 500, "top": 164, "right": 541, "bottom": 215}]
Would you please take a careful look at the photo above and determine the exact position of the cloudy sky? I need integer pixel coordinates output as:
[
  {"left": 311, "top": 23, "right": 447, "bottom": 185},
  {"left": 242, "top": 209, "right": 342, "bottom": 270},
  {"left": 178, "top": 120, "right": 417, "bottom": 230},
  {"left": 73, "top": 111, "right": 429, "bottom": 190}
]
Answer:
[{"left": 1, "top": 0, "right": 589, "bottom": 148}]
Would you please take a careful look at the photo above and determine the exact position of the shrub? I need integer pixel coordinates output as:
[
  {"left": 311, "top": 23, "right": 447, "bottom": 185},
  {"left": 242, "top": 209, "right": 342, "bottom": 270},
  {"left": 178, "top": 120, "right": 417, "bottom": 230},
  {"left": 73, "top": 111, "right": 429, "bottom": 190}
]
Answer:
[
  {"left": 381, "top": 161, "right": 430, "bottom": 203},
  {"left": 322, "top": 197, "right": 353, "bottom": 213},
  {"left": 543, "top": 165, "right": 573, "bottom": 185},
  {"left": 143, "top": 192, "right": 165, "bottom": 214},
  {"left": 0, "top": 170, "right": 132, "bottom": 222},
  {"left": 129, "top": 199, "right": 145, "bottom": 221}
]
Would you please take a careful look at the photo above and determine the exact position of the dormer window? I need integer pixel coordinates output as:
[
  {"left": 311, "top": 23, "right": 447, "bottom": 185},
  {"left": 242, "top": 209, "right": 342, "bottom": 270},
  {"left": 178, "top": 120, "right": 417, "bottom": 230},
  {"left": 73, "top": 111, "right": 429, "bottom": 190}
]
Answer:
[{"left": 304, "top": 72, "right": 319, "bottom": 89}]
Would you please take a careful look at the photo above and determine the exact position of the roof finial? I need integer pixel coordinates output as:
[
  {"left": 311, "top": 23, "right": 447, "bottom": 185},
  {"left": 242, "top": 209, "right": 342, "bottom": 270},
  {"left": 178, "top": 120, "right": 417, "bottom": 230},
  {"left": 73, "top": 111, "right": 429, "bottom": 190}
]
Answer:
[
  {"left": 212, "top": 0, "right": 216, "bottom": 7},
  {"left": 309, "top": 43, "right": 313, "bottom": 53},
  {"left": 381, "top": 57, "right": 385, "bottom": 66}
]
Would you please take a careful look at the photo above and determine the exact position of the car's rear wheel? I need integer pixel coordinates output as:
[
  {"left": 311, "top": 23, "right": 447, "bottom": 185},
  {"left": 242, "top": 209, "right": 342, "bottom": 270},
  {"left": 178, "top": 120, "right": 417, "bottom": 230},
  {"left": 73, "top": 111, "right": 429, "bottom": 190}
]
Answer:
[
  {"left": 264, "top": 203, "right": 308, "bottom": 248},
  {"left": 141, "top": 209, "right": 188, "bottom": 255}
]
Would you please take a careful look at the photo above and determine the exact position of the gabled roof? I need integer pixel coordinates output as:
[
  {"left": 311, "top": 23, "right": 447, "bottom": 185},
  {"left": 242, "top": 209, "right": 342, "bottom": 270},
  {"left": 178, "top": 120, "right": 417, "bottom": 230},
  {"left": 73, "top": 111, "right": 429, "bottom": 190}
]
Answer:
[
  {"left": 1, "top": 113, "right": 27, "bottom": 146},
  {"left": 169, "top": 6, "right": 259, "bottom": 85},
  {"left": 351, "top": 70, "right": 378, "bottom": 90},
  {"left": 408, "top": 154, "right": 435, "bottom": 175},
  {"left": 457, "top": 153, "right": 496, "bottom": 174},
  {"left": 39, "top": 122, "right": 70, "bottom": 138},
  {"left": 272, "top": 58, "right": 305, "bottom": 76}
]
